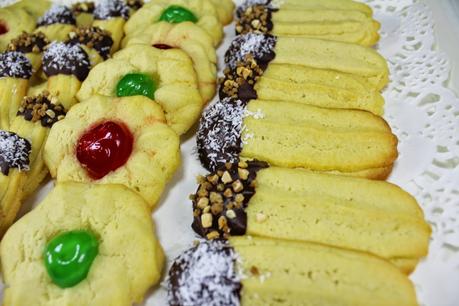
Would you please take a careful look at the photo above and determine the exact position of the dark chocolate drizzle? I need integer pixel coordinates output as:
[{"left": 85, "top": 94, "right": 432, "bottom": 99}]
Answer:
[
  {"left": 0, "top": 51, "right": 33, "bottom": 79},
  {"left": 17, "top": 91, "right": 66, "bottom": 128},
  {"left": 0, "top": 131, "right": 31, "bottom": 176},
  {"left": 67, "top": 26, "right": 113, "bottom": 59},
  {"left": 168, "top": 240, "right": 242, "bottom": 306},
  {"left": 72, "top": 2, "right": 95, "bottom": 14},
  {"left": 126, "top": 0, "right": 144, "bottom": 10},
  {"left": 42, "top": 42, "right": 91, "bottom": 81},
  {"left": 37, "top": 5, "right": 76, "bottom": 27},
  {"left": 7, "top": 31, "right": 49, "bottom": 54},
  {"left": 191, "top": 160, "right": 268, "bottom": 239},
  {"left": 94, "top": 0, "right": 130, "bottom": 20}
]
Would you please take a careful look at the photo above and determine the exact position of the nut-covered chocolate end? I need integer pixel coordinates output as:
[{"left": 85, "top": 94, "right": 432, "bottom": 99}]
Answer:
[{"left": 17, "top": 91, "right": 66, "bottom": 128}]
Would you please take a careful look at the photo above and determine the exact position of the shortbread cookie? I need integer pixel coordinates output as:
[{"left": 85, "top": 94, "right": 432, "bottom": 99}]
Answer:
[
  {"left": 224, "top": 33, "right": 389, "bottom": 92},
  {"left": 0, "top": 7, "right": 36, "bottom": 51},
  {"left": 0, "top": 51, "right": 33, "bottom": 131},
  {"left": 210, "top": 0, "right": 234, "bottom": 25},
  {"left": 72, "top": 2, "right": 95, "bottom": 27},
  {"left": 9, "top": 0, "right": 51, "bottom": 20},
  {"left": 197, "top": 98, "right": 398, "bottom": 179},
  {"left": 1, "top": 182, "right": 164, "bottom": 306},
  {"left": 236, "top": 1, "right": 379, "bottom": 46},
  {"left": 93, "top": 0, "right": 130, "bottom": 53},
  {"left": 66, "top": 26, "right": 114, "bottom": 67},
  {"left": 78, "top": 45, "right": 202, "bottom": 135},
  {"left": 44, "top": 95, "right": 180, "bottom": 209},
  {"left": 123, "top": 22, "right": 217, "bottom": 103},
  {"left": 125, "top": 0, "right": 223, "bottom": 46},
  {"left": 0, "top": 130, "right": 31, "bottom": 236},
  {"left": 7, "top": 31, "right": 49, "bottom": 75},
  {"left": 43, "top": 42, "right": 91, "bottom": 109},
  {"left": 36, "top": 5, "right": 77, "bottom": 42},
  {"left": 191, "top": 162, "right": 431, "bottom": 273},
  {"left": 168, "top": 238, "right": 418, "bottom": 306}
]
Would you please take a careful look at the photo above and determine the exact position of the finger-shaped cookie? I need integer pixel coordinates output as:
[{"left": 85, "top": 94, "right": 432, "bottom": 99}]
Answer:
[
  {"left": 78, "top": 44, "right": 202, "bottom": 135},
  {"left": 43, "top": 42, "right": 91, "bottom": 110},
  {"left": 72, "top": 2, "right": 95, "bottom": 27},
  {"left": 197, "top": 98, "right": 398, "bottom": 179},
  {"left": 1, "top": 182, "right": 164, "bottom": 306},
  {"left": 0, "top": 131, "right": 31, "bottom": 236},
  {"left": 0, "top": 52, "right": 33, "bottom": 131},
  {"left": 123, "top": 22, "right": 216, "bottom": 103},
  {"left": 44, "top": 95, "right": 180, "bottom": 210},
  {"left": 36, "top": 5, "right": 77, "bottom": 42},
  {"left": 0, "top": 7, "right": 36, "bottom": 51},
  {"left": 190, "top": 162, "right": 431, "bottom": 273},
  {"left": 7, "top": 31, "right": 49, "bottom": 77},
  {"left": 92, "top": 0, "right": 130, "bottom": 53},
  {"left": 125, "top": 0, "right": 223, "bottom": 46},
  {"left": 225, "top": 33, "right": 389, "bottom": 92},
  {"left": 236, "top": 1, "right": 379, "bottom": 46},
  {"left": 210, "top": 0, "right": 234, "bottom": 25},
  {"left": 168, "top": 238, "right": 418, "bottom": 306}
]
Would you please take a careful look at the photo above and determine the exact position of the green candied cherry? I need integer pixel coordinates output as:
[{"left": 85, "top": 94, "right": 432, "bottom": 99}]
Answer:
[
  {"left": 116, "top": 73, "right": 157, "bottom": 100},
  {"left": 44, "top": 230, "right": 99, "bottom": 288},
  {"left": 159, "top": 5, "right": 198, "bottom": 24}
]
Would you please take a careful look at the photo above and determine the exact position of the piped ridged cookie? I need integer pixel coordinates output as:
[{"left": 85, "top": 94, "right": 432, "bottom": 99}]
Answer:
[
  {"left": 168, "top": 238, "right": 419, "bottom": 306},
  {"left": 210, "top": 0, "right": 235, "bottom": 25}
]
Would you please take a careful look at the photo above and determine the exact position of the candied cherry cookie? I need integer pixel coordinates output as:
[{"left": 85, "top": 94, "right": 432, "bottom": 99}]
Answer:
[
  {"left": 44, "top": 95, "right": 180, "bottom": 209},
  {"left": 168, "top": 238, "right": 418, "bottom": 306},
  {"left": 78, "top": 44, "right": 202, "bottom": 135},
  {"left": 0, "top": 51, "right": 33, "bottom": 131},
  {"left": 0, "top": 130, "right": 31, "bottom": 236},
  {"left": 1, "top": 182, "right": 164, "bottom": 306},
  {"left": 235, "top": 0, "right": 380, "bottom": 46},
  {"left": 125, "top": 0, "right": 223, "bottom": 46},
  {"left": 0, "top": 7, "right": 35, "bottom": 51},
  {"left": 123, "top": 22, "right": 217, "bottom": 103},
  {"left": 197, "top": 97, "right": 398, "bottom": 179},
  {"left": 190, "top": 161, "right": 431, "bottom": 273},
  {"left": 36, "top": 4, "right": 77, "bottom": 42},
  {"left": 7, "top": 31, "right": 49, "bottom": 74}
]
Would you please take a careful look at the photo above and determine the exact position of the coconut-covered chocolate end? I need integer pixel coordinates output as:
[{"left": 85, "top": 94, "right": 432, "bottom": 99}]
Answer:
[
  {"left": 0, "top": 51, "right": 33, "bottom": 79},
  {"left": 42, "top": 42, "right": 91, "bottom": 81},
  {"left": 0, "top": 131, "right": 31, "bottom": 176}
]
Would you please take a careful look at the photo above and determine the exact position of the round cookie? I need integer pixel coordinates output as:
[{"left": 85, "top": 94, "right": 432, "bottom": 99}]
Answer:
[
  {"left": 125, "top": 0, "right": 223, "bottom": 46},
  {"left": 44, "top": 95, "right": 180, "bottom": 209},
  {"left": 0, "top": 7, "right": 36, "bottom": 51},
  {"left": 1, "top": 182, "right": 164, "bottom": 306},
  {"left": 123, "top": 22, "right": 217, "bottom": 103},
  {"left": 77, "top": 44, "right": 202, "bottom": 135}
]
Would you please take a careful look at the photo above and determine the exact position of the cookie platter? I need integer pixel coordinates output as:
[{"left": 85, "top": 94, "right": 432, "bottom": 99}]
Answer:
[{"left": 0, "top": 0, "right": 458, "bottom": 305}]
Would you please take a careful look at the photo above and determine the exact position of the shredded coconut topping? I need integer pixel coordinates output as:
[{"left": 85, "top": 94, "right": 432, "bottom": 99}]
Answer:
[
  {"left": 0, "top": 130, "right": 31, "bottom": 175},
  {"left": 0, "top": 51, "right": 32, "bottom": 79},
  {"left": 42, "top": 42, "right": 90, "bottom": 81},
  {"left": 225, "top": 33, "right": 277, "bottom": 70},
  {"left": 37, "top": 4, "right": 76, "bottom": 26},
  {"left": 94, "top": 0, "right": 130, "bottom": 20},
  {"left": 167, "top": 240, "right": 241, "bottom": 306},
  {"left": 197, "top": 98, "right": 247, "bottom": 171}
]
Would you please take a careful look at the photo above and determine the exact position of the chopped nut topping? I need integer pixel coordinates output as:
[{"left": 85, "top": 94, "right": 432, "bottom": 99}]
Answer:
[
  {"left": 210, "top": 192, "right": 223, "bottom": 204},
  {"left": 201, "top": 213, "right": 213, "bottom": 228},
  {"left": 206, "top": 231, "right": 220, "bottom": 240},
  {"left": 211, "top": 203, "right": 224, "bottom": 215},
  {"left": 223, "top": 188, "right": 233, "bottom": 198},
  {"left": 197, "top": 197, "right": 209, "bottom": 209},
  {"left": 232, "top": 180, "right": 244, "bottom": 193},
  {"left": 218, "top": 216, "right": 227, "bottom": 230},
  {"left": 17, "top": 91, "right": 66, "bottom": 127},
  {"left": 238, "top": 168, "right": 249, "bottom": 180},
  {"left": 221, "top": 171, "right": 233, "bottom": 184},
  {"left": 66, "top": 26, "right": 113, "bottom": 59},
  {"left": 7, "top": 31, "right": 49, "bottom": 54},
  {"left": 236, "top": 5, "right": 273, "bottom": 35},
  {"left": 226, "top": 209, "right": 236, "bottom": 219}
]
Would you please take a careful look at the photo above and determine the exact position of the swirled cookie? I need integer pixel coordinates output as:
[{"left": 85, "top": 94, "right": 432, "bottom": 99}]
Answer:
[
  {"left": 125, "top": 0, "right": 223, "bottom": 46},
  {"left": 168, "top": 238, "right": 418, "bottom": 306},
  {"left": 9, "top": 0, "right": 51, "bottom": 20},
  {"left": 44, "top": 95, "right": 180, "bottom": 209},
  {"left": 36, "top": 4, "right": 77, "bottom": 42},
  {"left": 1, "top": 182, "right": 164, "bottom": 306},
  {"left": 78, "top": 45, "right": 202, "bottom": 135},
  {"left": 197, "top": 98, "right": 398, "bottom": 179},
  {"left": 210, "top": 0, "right": 234, "bottom": 25},
  {"left": 123, "top": 22, "right": 217, "bottom": 103},
  {"left": 190, "top": 162, "right": 431, "bottom": 273},
  {"left": 0, "top": 7, "right": 35, "bottom": 51}
]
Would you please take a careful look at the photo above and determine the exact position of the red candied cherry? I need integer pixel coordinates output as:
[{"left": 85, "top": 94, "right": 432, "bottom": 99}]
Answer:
[
  {"left": 0, "top": 21, "right": 8, "bottom": 35},
  {"left": 76, "top": 121, "right": 134, "bottom": 180},
  {"left": 153, "top": 43, "right": 173, "bottom": 50}
]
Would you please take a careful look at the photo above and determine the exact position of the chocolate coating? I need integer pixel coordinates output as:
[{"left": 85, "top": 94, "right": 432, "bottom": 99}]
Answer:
[
  {"left": 67, "top": 26, "right": 113, "bottom": 59},
  {"left": 42, "top": 42, "right": 91, "bottom": 81},
  {"left": 37, "top": 5, "right": 76, "bottom": 27},
  {"left": 0, "top": 51, "right": 33, "bottom": 79},
  {"left": 72, "top": 2, "right": 95, "bottom": 14},
  {"left": 0, "top": 131, "right": 31, "bottom": 176},
  {"left": 17, "top": 91, "right": 66, "bottom": 127},
  {"left": 7, "top": 31, "right": 49, "bottom": 54},
  {"left": 236, "top": 4, "right": 274, "bottom": 35},
  {"left": 236, "top": 0, "right": 272, "bottom": 17},
  {"left": 225, "top": 33, "right": 276, "bottom": 70},
  {"left": 94, "top": 0, "right": 130, "bottom": 20}
]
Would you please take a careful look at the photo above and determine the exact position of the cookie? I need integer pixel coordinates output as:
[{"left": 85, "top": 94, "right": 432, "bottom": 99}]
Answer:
[
  {"left": 0, "top": 7, "right": 36, "bottom": 51},
  {"left": 0, "top": 51, "right": 33, "bottom": 131},
  {"left": 236, "top": 1, "right": 379, "bottom": 46},
  {"left": 9, "top": 0, "right": 51, "bottom": 20},
  {"left": 168, "top": 238, "right": 418, "bottom": 306},
  {"left": 43, "top": 42, "right": 91, "bottom": 110},
  {"left": 93, "top": 0, "right": 130, "bottom": 53},
  {"left": 44, "top": 95, "right": 180, "bottom": 209},
  {"left": 36, "top": 4, "right": 77, "bottom": 42},
  {"left": 77, "top": 44, "right": 202, "bottom": 135},
  {"left": 123, "top": 22, "right": 217, "bottom": 103},
  {"left": 1, "top": 182, "right": 164, "bottom": 306},
  {"left": 197, "top": 98, "right": 398, "bottom": 179},
  {"left": 7, "top": 31, "right": 49, "bottom": 75},
  {"left": 0, "top": 130, "right": 31, "bottom": 236},
  {"left": 210, "top": 0, "right": 234, "bottom": 25},
  {"left": 190, "top": 162, "right": 431, "bottom": 273},
  {"left": 72, "top": 2, "right": 95, "bottom": 27},
  {"left": 125, "top": 0, "right": 223, "bottom": 46}
]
